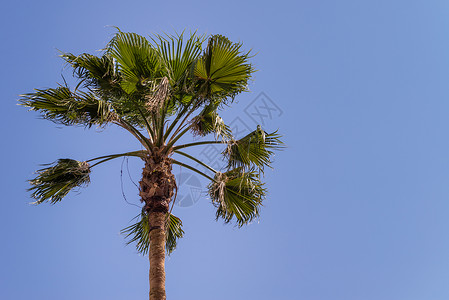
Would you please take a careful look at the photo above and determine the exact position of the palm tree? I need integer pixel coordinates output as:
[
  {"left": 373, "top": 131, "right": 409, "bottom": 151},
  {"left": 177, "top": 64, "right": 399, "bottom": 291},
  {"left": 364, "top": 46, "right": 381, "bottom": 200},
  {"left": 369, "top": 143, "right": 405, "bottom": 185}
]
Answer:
[{"left": 20, "top": 30, "right": 282, "bottom": 300}]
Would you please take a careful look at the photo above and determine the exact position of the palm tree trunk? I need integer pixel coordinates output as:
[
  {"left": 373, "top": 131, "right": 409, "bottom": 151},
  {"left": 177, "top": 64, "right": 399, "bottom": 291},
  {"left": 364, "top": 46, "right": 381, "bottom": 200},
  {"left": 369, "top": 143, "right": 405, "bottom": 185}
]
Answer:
[
  {"left": 140, "top": 151, "right": 175, "bottom": 300},
  {"left": 149, "top": 212, "right": 167, "bottom": 300}
]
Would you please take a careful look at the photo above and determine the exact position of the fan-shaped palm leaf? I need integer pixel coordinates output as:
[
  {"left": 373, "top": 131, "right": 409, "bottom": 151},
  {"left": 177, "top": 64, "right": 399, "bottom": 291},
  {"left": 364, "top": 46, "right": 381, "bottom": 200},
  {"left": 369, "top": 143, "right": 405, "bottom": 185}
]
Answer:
[
  {"left": 153, "top": 32, "right": 204, "bottom": 89},
  {"left": 29, "top": 159, "right": 91, "bottom": 205},
  {"left": 107, "top": 31, "right": 162, "bottom": 94},
  {"left": 208, "top": 168, "right": 266, "bottom": 227},
  {"left": 224, "top": 127, "right": 283, "bottom": 171},
  {"left": 194, "top": 34, "right": 254, "bottom": 102},
  {"left": 190, "top": 101, "right": 232, "bottom": 140},
  {"left": 165, "top": 213, "right": 184, "bottom": 253},
  {"left": 61, "top": 52, "right": 122, "bottom": 98},
  {"left": 121, "top": 212, "right": 184, "bottom": 255},
  {"left": 19, "top": 86, "right": 114, "bottom": 127}
]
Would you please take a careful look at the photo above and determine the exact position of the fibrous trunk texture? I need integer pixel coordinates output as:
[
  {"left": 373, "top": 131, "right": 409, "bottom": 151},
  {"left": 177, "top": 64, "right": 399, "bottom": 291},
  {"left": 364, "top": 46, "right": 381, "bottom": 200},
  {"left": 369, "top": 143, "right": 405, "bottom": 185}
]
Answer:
[
  {"left": 148, "top": 213, "right": 167, "bottom": 300},
  {"left": 140, "top": 150, "right": 175, "bottom": 300}
]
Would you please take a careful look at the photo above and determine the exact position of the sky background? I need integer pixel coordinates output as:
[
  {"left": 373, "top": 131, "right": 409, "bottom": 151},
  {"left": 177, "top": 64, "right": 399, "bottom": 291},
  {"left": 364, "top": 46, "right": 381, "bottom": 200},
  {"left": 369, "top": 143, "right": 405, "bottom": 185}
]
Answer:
[{"left": 2, "top": 0, "right": 449, "bottom": 299}]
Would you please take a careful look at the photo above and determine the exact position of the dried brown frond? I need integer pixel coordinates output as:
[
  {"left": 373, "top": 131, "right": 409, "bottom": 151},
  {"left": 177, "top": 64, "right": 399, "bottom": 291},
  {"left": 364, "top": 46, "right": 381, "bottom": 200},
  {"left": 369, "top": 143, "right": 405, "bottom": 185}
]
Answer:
[{"left": 145, "top": 77, "right": 169, "bottom": 112}]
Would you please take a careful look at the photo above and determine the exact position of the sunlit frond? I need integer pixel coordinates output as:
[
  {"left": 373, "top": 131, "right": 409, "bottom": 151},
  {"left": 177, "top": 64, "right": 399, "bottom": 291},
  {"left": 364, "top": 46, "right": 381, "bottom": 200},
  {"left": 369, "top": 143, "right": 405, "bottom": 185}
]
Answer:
[
  {"left": 121, "top": 212, "right": 184, "bottom": 255},
  {"left": 19, "top": 86, "right": 115, "bottom": 127},
  {"left": 224, "top": 127, "right": 283, "bottom": 171},
  {"left": 208, "top": 168, "right": 266, "bottom": 227},
  {"left": 194, "top": 34, "right": 254, "bottom": 103},
  {"left": 29, "top": 159, "right": 91, "bottom": 205},
  {"left": 107, "top": 31, "right": 162, "bottom": 94},
  {"left": 153, "top": 32, "right": 204, "bottom": 88}
]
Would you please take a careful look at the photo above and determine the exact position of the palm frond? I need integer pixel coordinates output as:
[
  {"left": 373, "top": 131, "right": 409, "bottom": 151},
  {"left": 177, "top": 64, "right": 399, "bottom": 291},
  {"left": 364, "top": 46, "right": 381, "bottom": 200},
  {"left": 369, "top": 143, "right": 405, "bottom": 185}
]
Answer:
[
  {"left": 152, "top": 32, "right": 204, "bottom": 89},
  {"left": 165, "top": 213, "right": 184, "bottom": 254},
  {"left": 224, "top": 127, "right": 283, "bottom": 171},
  {"left": 29, "top": 159, "right": 91, "bottom": 205},
  {"left": 87, "top": 150, "right": 147, "bottom": 167},
  {"left": 61, "top": 52, "right": 122, "bottom": 98},
  {"left": 190, "top": 101, "right": 232, "bottom": 140},
  {"left": 107, "top": 31, "right": 161, "bottom": 94},
  {"left": 208, "top": 168, "right": 266, "bottom": 227},
  {"left": 121, "top": 212, "right": 184, "bottom": 255},
  {"left": 194, "top": 34, "right": 255, "bottom": 103},
  {"left": 19, "top": 86, "right": 115, "bottom": 127},
  {"left": 62, "top": 51, "right": 155, "bottom": 128},
  {"left": 121, "top": 212, "right": 150, "bottom": 255}
]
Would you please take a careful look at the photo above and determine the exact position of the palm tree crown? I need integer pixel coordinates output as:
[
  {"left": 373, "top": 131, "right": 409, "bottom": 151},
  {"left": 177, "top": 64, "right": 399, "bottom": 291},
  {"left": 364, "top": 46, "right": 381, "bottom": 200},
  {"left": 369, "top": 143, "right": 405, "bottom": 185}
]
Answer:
[{"left": 20, "top": 29, "right": 282, "bottom": 299}]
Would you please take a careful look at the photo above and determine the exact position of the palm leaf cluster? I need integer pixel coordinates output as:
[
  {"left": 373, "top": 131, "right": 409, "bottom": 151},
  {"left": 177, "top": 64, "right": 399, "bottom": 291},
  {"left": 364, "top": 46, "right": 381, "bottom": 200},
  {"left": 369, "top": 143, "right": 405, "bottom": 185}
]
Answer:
[
  {"left": 121, "top": 213, "right": 184, "bottom": 255},
  {"left": 29, "top": 159, "right": 91, "bottom": 205},
  {"left": 194, "top": 34, "right": 253, "bottom": 102},
  {"left": 209, "top": 168, "right": 266, "bottom": 227},
  {"left": 21, "top": 29, "right": 281, "bottom": 255},
  {"left": 190, "top": 102, "right": 231, "bottom": 139},
  {"left": 20, "top": 87, "right": 114, "bottom": 127},
  {"left": 224, "top": 127, "right": 283, "bottom": 170},
  {"left": 61, "top": 52, "right": 120, "bottom": 96}
]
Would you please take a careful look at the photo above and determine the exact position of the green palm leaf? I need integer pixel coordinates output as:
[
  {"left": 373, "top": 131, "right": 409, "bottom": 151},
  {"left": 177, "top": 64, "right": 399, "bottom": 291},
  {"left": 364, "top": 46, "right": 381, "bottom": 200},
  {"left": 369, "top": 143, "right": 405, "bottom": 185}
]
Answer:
[
  {"left": 29, "top": 159, "right": 91, "bottom": 205},
  {"left": 107, "top": 31, "right": 162, "bottom": 94},
  {"left": 121, "top": 212, "right": 184, "bottom": 255},
  {"left": 190, "top": 101, "right": 232, "bottom": 139},
  {"left": 165, "top": 213, "right": 184, "bottom": 253},
  {"left": 208, "top": 168, "right": 266, "bottom": 227},
  {"left": 194, "top": 35, "right": 254, "bottom": 102},
  {"left": 19, "top": 86, "right": 114, "bottom": 127},
  {"left": 224, "top": 127, "right": 283, "bottom": 171},
  {"left": 61, "top": 52, "right": 122, "bottom": 98},
  {"left": 153, "top": 32, "right": 204, "bottom": 89}
]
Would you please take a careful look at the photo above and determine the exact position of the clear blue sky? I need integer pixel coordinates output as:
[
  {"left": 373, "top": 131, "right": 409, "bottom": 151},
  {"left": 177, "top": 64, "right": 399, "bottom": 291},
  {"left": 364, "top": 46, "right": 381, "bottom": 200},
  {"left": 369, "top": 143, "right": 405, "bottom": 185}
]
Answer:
[{"left": 2, "top": 0, "right": 449, "bottom": 299}]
